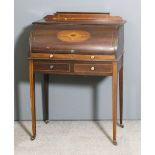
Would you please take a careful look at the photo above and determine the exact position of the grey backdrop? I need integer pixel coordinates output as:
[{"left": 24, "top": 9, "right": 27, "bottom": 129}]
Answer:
[{"left": 14, "top": 0, "right": 141, "bottom": 120}]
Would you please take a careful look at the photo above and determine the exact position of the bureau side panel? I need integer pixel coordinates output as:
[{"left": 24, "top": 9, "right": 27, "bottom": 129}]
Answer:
[{"left": 115, "top": 25, "right": 124, "bottom": 59}]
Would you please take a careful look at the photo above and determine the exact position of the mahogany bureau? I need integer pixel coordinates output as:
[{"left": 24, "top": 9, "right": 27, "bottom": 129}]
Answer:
[{"left": 28, "top": 12, "right": 126, "bottom": 145}]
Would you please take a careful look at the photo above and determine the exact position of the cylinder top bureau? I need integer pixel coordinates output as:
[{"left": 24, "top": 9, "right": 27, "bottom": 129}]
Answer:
[{"left": 28, "top": 12, "right": 126, "bottom": 145}]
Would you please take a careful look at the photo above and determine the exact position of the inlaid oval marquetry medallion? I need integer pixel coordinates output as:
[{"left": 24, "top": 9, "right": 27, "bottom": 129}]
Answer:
[{"left": 57, "top": 30, "right": 90, "bottom": 43}]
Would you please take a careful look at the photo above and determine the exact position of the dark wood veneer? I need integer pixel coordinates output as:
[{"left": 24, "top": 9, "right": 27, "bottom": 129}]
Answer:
[{"left": 28, "top": 12, "right": 126, "bottom": 145}]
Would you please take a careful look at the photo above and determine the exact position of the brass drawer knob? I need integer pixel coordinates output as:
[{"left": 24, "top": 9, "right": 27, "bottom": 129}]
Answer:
[
  {"left": 49, "top": 54, "right": 54, "bottom": 58},
  {"left": 50, "top": 65, "right": 54, "bottom": 69},
  {"left": 90, "top": 55, "right": 95, "bottom": 59},
  {"left": 91, "top": 66, "right": 95, "bottom": 71}
]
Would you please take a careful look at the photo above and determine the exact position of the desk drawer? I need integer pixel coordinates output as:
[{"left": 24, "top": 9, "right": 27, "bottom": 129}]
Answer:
[
  {"left": 34, "top": 62, "right": 70, "bottom": 73},
  {"left": 74, "top": 63, "right": 112, "bottom": 74},
  {"left": 31, "top": 53, "right": 115, "bottom": 61}
]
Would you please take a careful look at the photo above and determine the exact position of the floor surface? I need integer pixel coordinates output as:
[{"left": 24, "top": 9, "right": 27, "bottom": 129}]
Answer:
[{"left": 14, "top": 121, "right": 141, "bottom": 155}]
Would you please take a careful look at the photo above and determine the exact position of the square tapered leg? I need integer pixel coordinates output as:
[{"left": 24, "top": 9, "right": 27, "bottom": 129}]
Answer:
[
  {"left": 112, "top": 61, "right": 118, "bottom": 145},
  {"left": 119, "top": 64, "right": 124, "bottom": 128},
  {"left": 43, "top": 74, "right": 49, "bottom": 124},
  {"left": 29, "top": 59, "right": 36, "bottom": 140}
]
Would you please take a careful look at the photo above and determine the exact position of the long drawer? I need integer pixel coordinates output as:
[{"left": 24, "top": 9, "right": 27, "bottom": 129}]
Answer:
[{"left": 31, "top": 53, "right": 115, "bottom": 61}]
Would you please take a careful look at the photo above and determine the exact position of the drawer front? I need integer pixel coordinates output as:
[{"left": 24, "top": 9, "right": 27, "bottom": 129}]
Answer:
[
  {"left": 74, "top": 63, "right": 112, "bottom": 74},
  {"left": 34, "top": 62, "right": 70, "bottom": 73},
  {"left": 31, "top": 53, "right": 115, "bottom": 61}
]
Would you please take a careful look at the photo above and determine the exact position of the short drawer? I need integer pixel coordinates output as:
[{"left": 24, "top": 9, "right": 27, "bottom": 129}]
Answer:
[
  {"left": 34, "top": 62, "right": 70, "bottom": 73},
  {"left": 74, "top": 63, "right": 112, "bottom": 74}
]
